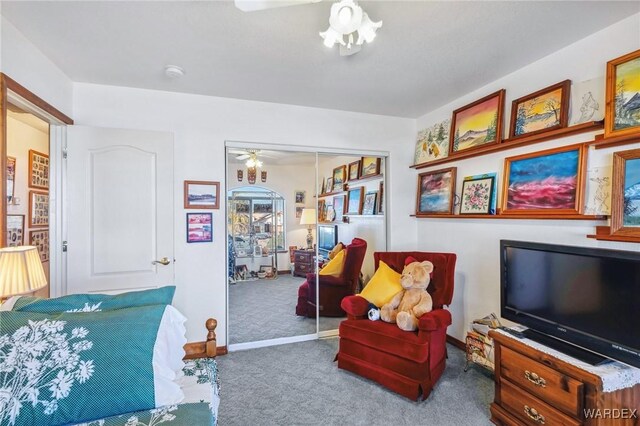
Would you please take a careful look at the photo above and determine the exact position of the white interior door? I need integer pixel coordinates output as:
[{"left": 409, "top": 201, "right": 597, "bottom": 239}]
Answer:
[{"left": 66, "top": 126, "right": 174, "bottom": 295}]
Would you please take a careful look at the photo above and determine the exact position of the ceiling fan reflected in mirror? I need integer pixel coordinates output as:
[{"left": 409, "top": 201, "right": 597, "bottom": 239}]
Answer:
[{"left": 227, "top": 149, "right": 275, "bottom": 167}]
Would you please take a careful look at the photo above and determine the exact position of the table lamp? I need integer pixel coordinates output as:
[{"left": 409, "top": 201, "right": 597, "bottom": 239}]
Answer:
[
  {"left": 0, "top": 246, "right": 47, "bottom": 302},
  {"left": 299, "top": 208, "right": 317, "bottom": 250}
]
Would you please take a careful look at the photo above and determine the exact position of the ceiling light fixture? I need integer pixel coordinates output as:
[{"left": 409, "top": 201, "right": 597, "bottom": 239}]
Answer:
[
  {"left": 164, "top": 65, "right": 185, "bottom": 79},
  {"left": 245, "top": 151, "right": 263, "bottom": 168},
  {"left": 320, "top": 0, "right": 381, "bottom": 56}
]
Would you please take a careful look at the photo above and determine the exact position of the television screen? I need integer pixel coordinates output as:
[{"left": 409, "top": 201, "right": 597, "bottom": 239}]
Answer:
[
  {"left": 318, "top": 225, "right": 337, "bottom": 253},
  {"left": 501, "top": 240, "right": 640, "bottom": 368}
]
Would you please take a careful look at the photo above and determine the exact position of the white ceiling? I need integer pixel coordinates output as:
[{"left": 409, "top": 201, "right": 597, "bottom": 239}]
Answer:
[{"left": 2, "top": 1, "right": 638, "bottom": 118}]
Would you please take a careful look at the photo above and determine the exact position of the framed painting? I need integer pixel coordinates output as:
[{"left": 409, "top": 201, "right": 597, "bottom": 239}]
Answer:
[
  {"left": 29, "top": 190, "right": 49, "bottom": 227},
  {"left": 460, "top": 175, "right": 496, "bottom": 215},
  {"left": 333, "top": 165, "right": 346, "bottom": 191},
  {"left": 29, "top": 229, "right": 50, "bottom": 262},
  {"left": 610, "top": 148, "right": 640, "bottom": 237},
  {"left": 501, "top": 143, "right": 586, "bottom": 215},
  {"left": 186, "top": 213, "right": 213, "bottom": 243},
  {"left": 450, "top": 90, "right": 505, "bottom": 155},
  {"left": 362, "top": 191, "right": 378, "bottom": 215},
  {"left": 333, "top": 195, "right": 346, "bottom": 222},
  {"left": 325, "top": 177, "right": 334, "bottom": 194},
  {"left": 318, "top": 199, "right": 326, "bottom": 222},
  {"left": 28, "top": 150, "right": 49, "bottom": 190},
  {"left": 6, "top": 214, "right": 24, "bottom": 247},
  {"left": 414, "top": 118, "right": 450, "bottom": 165},
  {"left": 605, "top": 49, "right": 640, "bottom": 138},
  {"left": 415, "top": 167, "right": 457, "bottom": 215},
  {"left": 184, "top": 180, "right": 220, "bottom": 209},
  {"left": 462, "top": 173, "right": 497, "bottom": 214},
  {"left": 359, "top": 157, "right": 381, "bottom": 178},
  {"left": 346, "top": 187, "right": 364, "bottom": 215},
  {"left": 509, "top": 80, "right": 570, "bottom": 139},
  {"left": 295, "top": 190, "right": 306, "bottom": 204},
  {"left": 7, "top": 156, "right": 16, "bottom": 203},
  {"left": 295, "top": 206, "right": 304, "bottom": 219},
  {"left": 348, "top": 160, "right": 360, "bottom": 181}
]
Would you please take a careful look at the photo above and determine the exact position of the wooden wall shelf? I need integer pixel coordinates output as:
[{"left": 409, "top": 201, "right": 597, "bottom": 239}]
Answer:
[
  {"left": 347, "top": 173, "right": 383, "bottom": 184},
  {"left": 318, "top": 190, "right": 345, "bottom": 198},
  {"left": 588, "top": 132, "right": 640, "bottom": 150},
  {"left": 412, "top": 213, "right": 607, "bottom": 221},
  {"left": 410, "top": 121, "right": 603, "bottom": 170},
  {"left": 587, "top": 226, "right": 640, "bottom": 243}
]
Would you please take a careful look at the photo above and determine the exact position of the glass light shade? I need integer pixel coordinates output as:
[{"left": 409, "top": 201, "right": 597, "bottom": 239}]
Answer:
[
  {"left": 329, "top": 0, "right": 362, "bottom": 34},
  {"left": 356, "top": 13, "right": 382, "bottom": 45},
  {"left": 0, "top": 246, "right": 47, "bottom": 298},
  {"left": 320, "top": 27, "right": 346, "bottom": 47},
  {"left": 299, "top": 208, "right": 317, "bottom": 226}
]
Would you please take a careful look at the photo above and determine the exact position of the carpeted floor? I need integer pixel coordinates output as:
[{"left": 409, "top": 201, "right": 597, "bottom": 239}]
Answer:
[
  {"left": 229, "top": 275, "right": 343, "bottom": 344},
  {"left": 217, "top": 338, "right": 494, "bottom": 425}
]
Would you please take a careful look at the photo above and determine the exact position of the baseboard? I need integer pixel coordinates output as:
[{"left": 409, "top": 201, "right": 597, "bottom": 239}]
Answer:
[
  {"left": 446, "top": 334, "right": 466, "bottom": 351},
  {"left": 278, "top": 270, "right": 291, "bottom": 275},
  {"left": 216, "top": 346, "right": 228, "bottom": 356}
]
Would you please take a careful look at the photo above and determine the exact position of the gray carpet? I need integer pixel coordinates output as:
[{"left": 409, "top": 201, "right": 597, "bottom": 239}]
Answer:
[
  {"left": 217, "top": 339, "right": 494, "bottom": 425},
  {"left": 229, "top": 275, "right": 343, "bottom": 344}
]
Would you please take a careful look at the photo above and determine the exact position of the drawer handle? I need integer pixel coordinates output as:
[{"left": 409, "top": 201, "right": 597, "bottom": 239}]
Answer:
[
  {"left": 524, "top": 405, "right": 545, "bottom": 424},
  {"left": 524, "top": 370, "right": 546, "bottom": 387}
]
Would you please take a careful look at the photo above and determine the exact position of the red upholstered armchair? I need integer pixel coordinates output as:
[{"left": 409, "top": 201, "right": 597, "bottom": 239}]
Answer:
[
  {"left": 295, "top": 238, "right": 367, "bottom": 317},
  {"left": 336, "top": 251, "right": 456, "bottom": 401}
]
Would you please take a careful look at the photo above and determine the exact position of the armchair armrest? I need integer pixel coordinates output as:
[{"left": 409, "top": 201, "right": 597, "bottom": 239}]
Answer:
[
  {"left": 341, "top": 295, "right": 369, "bottom": 319},
  {"left": 418, "top": 309, "right": 452, "bottom": 332}
]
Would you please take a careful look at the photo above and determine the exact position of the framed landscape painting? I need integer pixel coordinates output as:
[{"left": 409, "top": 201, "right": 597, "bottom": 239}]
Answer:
[
  {"left": 509, "top": 80, "right": 570, "bottom": 139},
  {"left": 501, "top": 144, "right": 586, "bottom": 215},
  {"left": 610, "top": 148, "right": 640, "bottom": 237},
  {"left": 359, "top": 157, "right": 381, "bottom": 178},
  {"left": 346, "top": 187, "right": 364, "bottom": 215},
  {"left": 333, "top": 165, "right": 346, "bottom": 191},
  {"left": 450, "top": 90, "right": 505, "bottom": 155},
  {"left": 184, "top": 180, "right": 220, "bottom": 209},
  {"left": 415, "top": 167, "right": 456, "bottom": 215},
  {"left": 333, "top": 195, "right": 346, "bottom": 222},
  {"left": 348, "top": 160, "right": 360, "bottom": 181},
  {"left": 605, "top": 49, "right": 640, "bottom": 138},
  {"left": 414, "top": 118, "right": 450, "bottom": 165},
  {"left": 460, "top": 175, "right": 496, "bottom": 215}
]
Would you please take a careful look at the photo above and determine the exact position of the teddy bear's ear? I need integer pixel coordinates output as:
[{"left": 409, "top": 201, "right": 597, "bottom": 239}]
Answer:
[{"left": 420, "top": 261, "right": 434, "bottom": 273}]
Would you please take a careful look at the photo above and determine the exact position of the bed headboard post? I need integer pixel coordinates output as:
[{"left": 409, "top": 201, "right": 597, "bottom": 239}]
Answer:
[{"left": 183, "top": 317, "right": 218, "bottom": 359}]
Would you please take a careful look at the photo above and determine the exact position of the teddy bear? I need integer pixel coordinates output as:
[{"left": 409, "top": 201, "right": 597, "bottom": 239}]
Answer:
[{"left": 380, "top": 260, "right": 434, "bottom": 331}]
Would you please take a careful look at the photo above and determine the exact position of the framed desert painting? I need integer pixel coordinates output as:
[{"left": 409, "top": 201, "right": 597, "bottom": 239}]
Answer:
[
  {"left": 605, "top": 49, "right": 640, "bottom": 138},
  {"left": 450, "top": 90, "right": 505, "bottom": 155},
  {"left": 359, "top": 157, "right": 381, "bottom": 178},
  {"left": 501, "top": 143, "right": 586, "bottom": 215},
  {"left": 610, "top": 148, "right": 640, "bottom": 237},
  {"left": 415, "top": 167, "right": 456, "bottom": 215},
  {"left": 509, "top": 80, "right": 570, "bottom": 139},
  {"left": 348, "top": 160, "right": 360, "bottom": 181}
]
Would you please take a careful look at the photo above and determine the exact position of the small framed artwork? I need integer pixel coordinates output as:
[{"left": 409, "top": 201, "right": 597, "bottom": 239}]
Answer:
[
  {"left": 295, "top": 206, "right": 304, "bottom": 219},
  {"left": 6, "top": 215, "right": 24, "bottom": 247},
  {"left": 610, "top": 148, "right": 640, "bottom": 237},
  {"left": 333, "top": 195, "right": 346, "bottom": 222},
  {"left": 605, "top": 49, "right": 640, "bottom": 138},
  {"left": 295, "top": 190, "right": 306, "bottom": 204},
  {"left": 362, "top": 191, "right": 378, "bottom": 215},
  {"left": 333, "top": 165, "right": 346, "bottom": 191},
  {"left": 501, "top": 143, "right": 586, "bottom": 215},
  {"left": 325, "top": 177, "right": 334, "bottom": 194},
  {"left": 450, "top": 90, "right": 505, "bottom": 155},
  {"left": 253, "top": 201, "right": 273, "bottom": 213},
  {"left": 184, "top": 180, "right": 220, "bottom": 209},
  {"left": 509, "top": 80, "right": 570, "bottom": 139},
  {"left": 325, "top": 204, "right": 336, "bottom": 222},
  {"left": 346, "top": 187, "right": 364, "bottom": 215},
  {"left": 359, "top": 157, "right": 381, "bottom": 178},
  {"left": 7, "top": 156, "right": 16, "bottom": 203},
  {"left": 317, "top": 199, "right": 326, "bottom": 222},
  {"left": 320, "top": 178, "right": 326, "bottom": 195},
  {"left": 29, "top": 191, "right": 49, "bottom": 227},
  {"left": 28, "top": 150, "right": 49, "bottom": 190},
  {"left": 414, "top": 119, "right": 451, "bottom": 165},
  {"left": 460, "top": 175, "right": 496, "bottom": 215},
  {"left": 29, "top": 229, "right": 49, "bottom": 262},
  {"left": 348, "top": 160, "right": 360, "bottom": 181},
  {"left": 462, "top": 173, "right": 497, "bottom": 214},
  {"left": 186, "top": 213, "right": 213, "bottom": 243},
  {"left": 416, "top": 167, "right": 457, "bottom": 214},
  {"left": 377, "top": 181, "right": 384, "bottom": 214}
]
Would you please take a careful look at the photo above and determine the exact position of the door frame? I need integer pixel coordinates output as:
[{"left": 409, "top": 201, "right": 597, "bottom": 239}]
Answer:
[{"left": 0, "top": 74, "right": 73, "bottom": 297}]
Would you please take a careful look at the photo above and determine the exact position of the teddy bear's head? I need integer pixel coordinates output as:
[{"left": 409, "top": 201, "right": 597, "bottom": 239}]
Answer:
[
  {"left": 400, "top": 260, "right": 434, "bottom": 290},
  {"left": 328, "top": 243, "right": 344, "bottom": 260}
]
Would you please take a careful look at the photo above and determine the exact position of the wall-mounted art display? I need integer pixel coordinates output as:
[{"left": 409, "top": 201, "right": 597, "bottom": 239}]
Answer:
[
  {"left": 186, "top": 213, "right": 213, "bottom": 243},
  {"left": 605, "top": 49, "right": 640, "bottom": 138},
  {"left": 359, "top": 157, "right": 381, "bottom": 178},
  {"left": 325, "top": 204, "right": 336, "bottom": 222},
  {"left": 509, "top": 80, "right": 570, "bottom": 139},
  {"left": 184, "top": 180, "right": 220, "bottom": 209},
  {"left": 450, "top": 90, "right": 505, "bottom": 155},
  {"left": 29, "top": 229, "right": 49, "bottom": 262},
  {"left": 295, "top": 190, "right": 306, "bottom": 204},
  {"left": 378, "top": 181, "right": 384, "bottom": 214},
  {"left": 295, "top": 206, "right": 304, "bottom": 219},
  {"left": 414, "top": 118, "right": 451, "bottom": 165},
  {"left": 28, "top": 150, "right": 49, "bottom": 190},
  {"left": 346, "top": 187, "right": 364, "bottom": 215},
  {"left": 6, "top": 214, "right": 24, "bottom": 247},
  {"left": 610, "top": 148, "right": 640, "bottom": 237},
  {"left": 325, "top": 177, "right": 334, "bottom": 194},
  {"left": 332, "top": 165, "right": 346, "bottom": 191},
  {"left": 348, "top": 160, "right": 360, "bottom": 181},
  {"left": 333, "top": 195, "right": 346, "bottom": 222},
  {"left": 584, "top": 166, "right": 612, "bottom": 216},
  {"left": 460, "top": 174, "right": 496, "bottom": 215},
  {"left": 501, "top": 144, "right": 586, "bottom": 215},
  {"left": 317, "top": 199, "right": 326, "bottom": 221},
  {"left": 570, "top": 77, "right": 605, "bottom": 125},
  {"left": 7, "top": 156, "right": 16, "bottom": 203},
  {"left": 362, "top": 191, "right": 378, "bottom": 215},
  {"left": 415, "top": 167, "right": 456, "bottom": 215},
  {"left": 29, "top": 191, "right": 49, "bottom": 227}
]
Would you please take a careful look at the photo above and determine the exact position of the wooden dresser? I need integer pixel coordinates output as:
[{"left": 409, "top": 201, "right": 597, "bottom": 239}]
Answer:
[
  {"left": 293, "top": 249, "right": 315, "bottom": 277},
  {"left": 489, "top": 330, "right": 640, "bottom": 426}
]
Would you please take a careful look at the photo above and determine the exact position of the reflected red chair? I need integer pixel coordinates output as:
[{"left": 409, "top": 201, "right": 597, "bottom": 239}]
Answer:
[
  {"left": 295, "top": 238, "right": 367, "bottom": 317},
  {"left": 336, "top": 251, "right": 456, "bottom": 401}
]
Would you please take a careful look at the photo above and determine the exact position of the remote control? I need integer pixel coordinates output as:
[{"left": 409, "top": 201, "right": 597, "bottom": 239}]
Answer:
[{"left": 499, "top": 326, "right": 527, "bottom": 339}]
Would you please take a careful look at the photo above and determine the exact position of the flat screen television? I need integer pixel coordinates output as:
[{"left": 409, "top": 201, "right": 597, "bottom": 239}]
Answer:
[
  {"left": 501, "top": 240, "right": 640, "bottom": 368},
  {"left": 318, "top": 225, "right": 338, "bottom": 256}
]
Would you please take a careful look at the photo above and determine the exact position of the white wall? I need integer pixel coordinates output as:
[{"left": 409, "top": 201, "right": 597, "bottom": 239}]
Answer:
[
  {"left": 415, "top": 14, "right": 640, "bottom": 341},
  {"left": 73, "top": 84, "right": 416, "bottom": 344}
]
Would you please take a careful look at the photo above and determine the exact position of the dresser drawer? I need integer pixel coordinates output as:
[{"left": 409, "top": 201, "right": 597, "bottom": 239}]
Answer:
[
  {"left": 295, "top": 253, "right": 313, "bottom": 263},
  {"left": 500, "top": 380, "right": 581, "bottom": 426},
  {"left": 501, "top": 346, "right": 583, "bottom": 418}
]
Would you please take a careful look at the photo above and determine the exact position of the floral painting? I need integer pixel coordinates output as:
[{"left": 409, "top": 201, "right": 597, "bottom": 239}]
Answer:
[
  {"left": 451, "top": 91, "right": 504, "bottom": 154},
  {"left": 613, "top": 55, "right": 640, "bottom": 132},
  {"left": 414, "top": 118, "right": 450, "bottom": 165},
  {"left": 623, "top": 158, "right": 640, "bottom": 226},
  {"left": 416, "top": 167, "right": 456, "bottom": 214},
  {"left": 460, "top": 176, "right": 496, "bottom": 214},
  {"left": 512, "top": 81, "right": 569, "bottom": 137}
]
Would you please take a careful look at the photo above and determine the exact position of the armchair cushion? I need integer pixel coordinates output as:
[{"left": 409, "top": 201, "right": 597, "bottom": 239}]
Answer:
[
  {"left": 319, "top": 249, "right": 346, "bottom": 276},
  {"left": 418, "top": 309, "right": 452, "bottom": 331},
  {"left": 341, "top": 295, "right": 369, "bottom": 317},
  {"left": 359, "top": 260, "right": 403, "bottom": 307}
]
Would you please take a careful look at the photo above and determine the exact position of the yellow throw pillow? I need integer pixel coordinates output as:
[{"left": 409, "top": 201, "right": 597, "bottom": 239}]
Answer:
[
  {"left": 359, "top": 260, "right": 403, "bottom": 307},
  {"left": 319, "top": 249, "right": 346, "bottom": 277}
]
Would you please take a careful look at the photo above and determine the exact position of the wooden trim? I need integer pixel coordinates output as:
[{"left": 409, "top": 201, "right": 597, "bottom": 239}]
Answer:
[
  {"left": 183, "top": 318, "right": 218, "bottom": 360},
  {"left": 604, "top": 49, "right": 640, "bottom": 138},
  {"left": 1, "top": 73, "right": 73, "bottom": 125},
  {"left": 588, "top": 131, "right": 640, "bottom": 150},
  {"left": 587, "top": 226, "right": 640, "bottom": 243},
  {"left": 359, "top": 156, "right": 381, "bottom": 179},
  {"left": 446, "top": 334, "right": 466, "bottom": 351},
  {"left": 413, "top": 213, "right": 606, "bottom": 221},
  {"left": 183, "top": 180, "right": 220, "bottom": 209},
  {"left": 610, "top": 148, "right": 640, "bottom": 238},
  {"left": 415, "top": 167, "right": 457, "bottom": 215},
  {"left": 449, "top": 89, "right": 505, "bottom": 156},
  {"left": 216, "top": 346, "right": 228, "bottom": 356}
]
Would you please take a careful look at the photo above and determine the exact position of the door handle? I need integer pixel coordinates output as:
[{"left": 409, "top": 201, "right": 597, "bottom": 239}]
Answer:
[{"left": 152, "top": 257, "right": 171, "bottom": 266}]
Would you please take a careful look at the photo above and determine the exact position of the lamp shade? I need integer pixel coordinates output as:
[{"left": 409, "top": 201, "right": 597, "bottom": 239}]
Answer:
[
  {"left": 299, "top": 208, "right": 317, "bottom": 226},
  {"left": 0, "top": 246, "right": 47, "bottom": 298}
]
